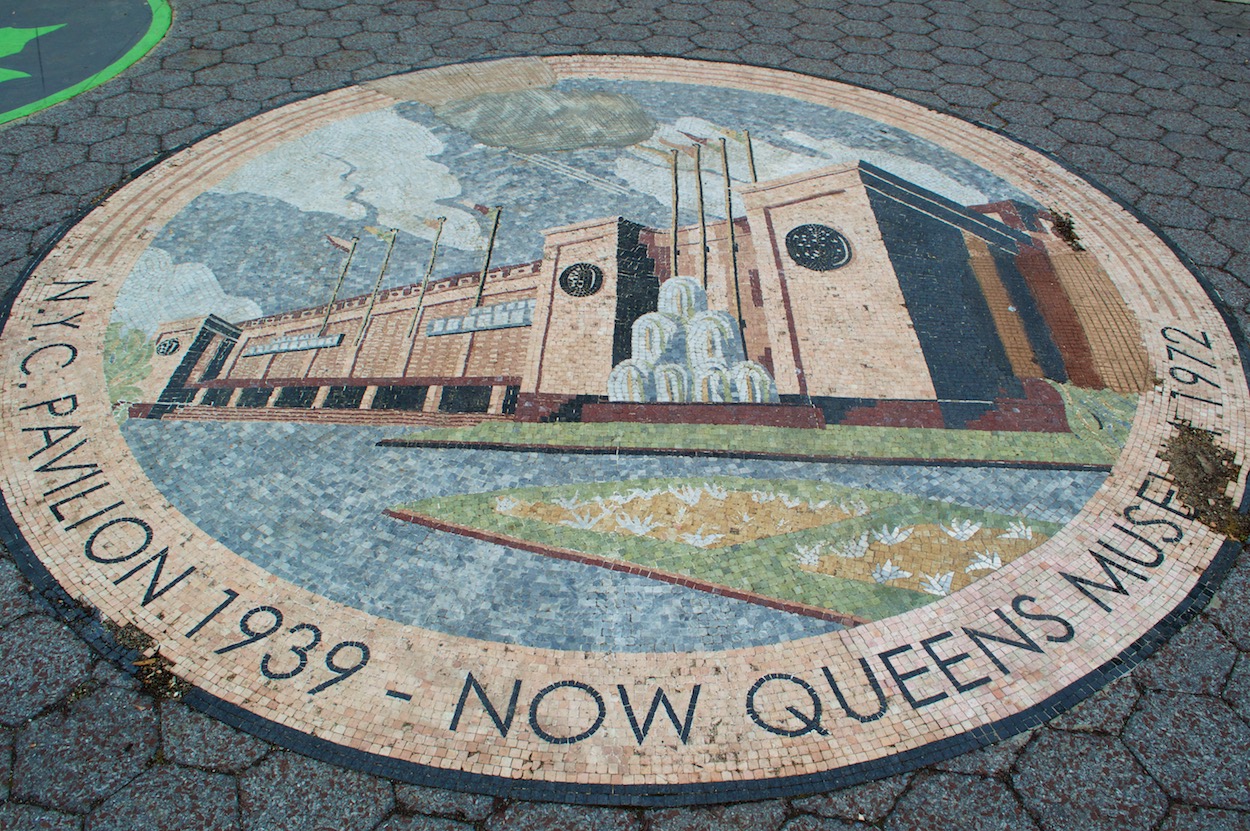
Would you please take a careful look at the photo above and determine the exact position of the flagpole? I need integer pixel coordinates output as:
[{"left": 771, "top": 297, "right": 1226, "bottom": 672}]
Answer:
[
  {"left": 720, "top": 137, "right": 744, "bottom": 339},
  {"left": 407, "top": 217, "right": 445, "bottom": 340},
  {"left": 744, "top": 130, "right": 758, "bottom": 183},
  {"left": 319, "top": 236, "right": 358, "bottom": 337},
  {"left": 474, "top": 206, "right": 502, "bottom": 308},
  {"left": 670, "top": 149, "right": 679, "bottom": 278},
  {"left": 355, "top": 229, "right": 397, "bottom": 347},
  {"left": 694, "top": 144, "right": 708, "bottom": 290}
]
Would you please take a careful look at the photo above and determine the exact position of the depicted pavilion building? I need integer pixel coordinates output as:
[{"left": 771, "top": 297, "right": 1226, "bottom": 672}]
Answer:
[{"left": 132, "top": 161, "right": 1150, "bottom": 432}]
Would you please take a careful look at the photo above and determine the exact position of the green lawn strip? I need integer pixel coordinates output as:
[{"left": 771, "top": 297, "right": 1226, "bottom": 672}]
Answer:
[
  {"left": 403, "top": 500, "right": 930, "bottom": 621},
  {"left": 394, "top": 419, "right": 1115, "bottom": 466},
  {"left": 391, "top": 384, "right": 1138, "bottom": 466},
  {"left": 395, "top": 476, "right": 1057, "bottom": 621},
  {"left": 778, "top": 501, "right": 1065, "bottom": 546}
]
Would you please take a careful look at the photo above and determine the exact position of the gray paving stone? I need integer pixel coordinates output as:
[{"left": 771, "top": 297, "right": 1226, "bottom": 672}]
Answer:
[
  {"left": 792, "top": 773, "right": 911, "bottom": 822},
  {"left": 393, "top": 784, "right": 496, "bottom": 821},
  {"left": 0, "top": 615, "right": 94, "bottom": 726},
  {"left": 932, "top": 729, "right": 1032, "bottom": 777},
  {"left": 239, "top": 751, "right": 393, "bottom": 831},
  {"left": 885, "top": 773, "right": 1038, "bottom": 831},
  {"left": 781, "top": 816, "right": 866, "bottom": 831},
  {"left": 1157, "top": 805, "right": 1250, "bottom": 831},
  {"left": 90, "top": 659, "right": 141, "bottom": 691},
  {"left": 1122, "top": 691, "right": 1250, "bottom": 808},
  {"left": 1210, "top": 218, "right": 1250, "bottom": 253},
  {"left": 1050, "top": 676, "right": 1140, "bottom": 734},
  {"left": 1013, "top": 731, "right": 1167, "bottom": 831},
  {"left": 0, "top": 559, "right": 39, "bottom": 627},
  {"left": 0, "top": 125, "right": 56, "bottom": 154},
  {"left": 86, "top": 765, "right": 239, "bottom": 831},
  {"left": 86, "top": 133, "right": 160, "bottom": 165},
  {"left": 14, "top": 144, "right": 89, "bottom": 176},
  {"left": 161, "top": 701, "right": 269, "bottom": 772},
  {"left": 644, "top": 801, "right": 787, "bottom": 831},
  {"left": 483, "top": 802, "right": 642, "bottom": 831},
  {"left": 0, "top": 803, "right": 80, "bottom": 831},
  {"left": 376, "top": 817, "right": 475, "bottom": 831},
  {"left": 0, "top": 726, "right": 11, "bottom": 801},
  {"left": 1223, "top": 654, "right": 1250, "bottom": 724},
  {"left": 1133, "top": 617, "right": 1238, "bottom": 695},
  {"left": 12, "top": 684, "right": 159, "bottom": 813}
]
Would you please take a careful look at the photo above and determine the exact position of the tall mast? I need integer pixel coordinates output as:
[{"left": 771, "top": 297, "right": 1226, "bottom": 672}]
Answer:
[
  {"left": 319, "top": 236, "right": 358, "bottom": 337},
  {"left": 670, "top": 149, "right": 680, "bottom": 278},
  {"left": 354, "top": 229, "right": 398, "bottom": 347},
  {"left": 407, "top": 217, "right": 445, "bottom": 340},
  {"left": 694, "top": 143, "right": 708, "bottom": 289},
  {"left": 744, "top": 130, "right": 758, "bottom": 183},
  {"left": 474, "top": 206, "right": 502, "bottom": 308},
  {"left": 720, "top": 137, "right": 744, "bottom": 337}
]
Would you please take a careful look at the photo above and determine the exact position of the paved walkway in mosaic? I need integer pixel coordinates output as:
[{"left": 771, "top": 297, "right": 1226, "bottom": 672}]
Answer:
[{"left": 1, "top": 0, "right": 1250, "bottom": 828}]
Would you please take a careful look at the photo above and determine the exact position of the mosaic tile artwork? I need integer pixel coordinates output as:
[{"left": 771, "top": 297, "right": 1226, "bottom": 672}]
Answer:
[{"left": 0, "top": 57, "right": 1245, "bottom": 804}]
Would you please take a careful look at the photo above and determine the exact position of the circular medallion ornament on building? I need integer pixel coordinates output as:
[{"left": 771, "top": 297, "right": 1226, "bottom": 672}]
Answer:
[
  {"left": 785, "top": 224, "right": 852, "bottom": 271},
  {"left": 558, "top": 262, "right": 604, "bottom": 297},
  {"left": 0, "top": 57, "right": 1245, "bottom": 806}
]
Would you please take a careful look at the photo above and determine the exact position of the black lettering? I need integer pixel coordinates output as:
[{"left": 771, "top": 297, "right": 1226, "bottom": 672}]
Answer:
[
  {"left": 19, "top": 394, "right": 78, "bottom": 417},
  {"left": 44, "top": 280, "right": 95, "bottom": 302},
  {"left": 32, "top": 311, "right": 84, "bottom": 330},
  {"left": 34, "top": 438, "right": 97, "bottom": 474},
  {"left": 449, "top": 672, "right": 521, "bottom": 737},
  {"left": 64, "top": 500, "right": 124, "bottom": 530},
  {"left": 821, "top": 662, "right": 887, "bottom": 723},
  {"left": 1011, "top": 595, "right": 1075, "bottom": 643},
  {"left": 617, "top": 684, "right": 700, "bottom": 745},
  {"left": 1110, "top": 522, "right": 1163, "bottom": 554},
  {"left": 23, "top": 425, "right": 81, "bottom": 458},
  {"left": 879, "top": 645, "right": 946, "bottom": 709},
  {"left": 1161, "top": 326, "right": 1212, "bottom": 349},
  {"left": 84, "top": 516, "right": 152, "bottom": 564},
  {"left": 1121, "top": 505, "right": 1183, "bottom": 543},
  {"left": 746, "top": 673, "right": 827, "bottom": 736},
  {"left": 20, "top": 343, "right": 77, "bottom": 375},
  {"left": 261, "top": 623, "right": 321, "bottom": 680},
  {"left": 1060, "top": 551, "right": 1148, "bottom": 613},
  {"left": 1095, "top": 537, "right": 1163, "bottom": 569},
  {"left": 922, "top": 631, "right": 990, "bottom": 693},
  {"left": 1136, "top": 473, "right": 1193, "bottom": 519},
  {"left": 308, "top": 641, "right": 369, "bottom": 694},
  {"left": 112, "top": 547, "right": 196, "bottom": 605},
  {"left": 215, "top": 606, "right": 283, "bottom": 654},
  {"left": 43, "top": 468, "right": 104, "bottom": 498},
  {"left": 49, "top": 481, "right": 111, "bottom": 522},
  {"left": 529, "top": 681, "right": 605, "bottom": 744},
  {"left": 185, "top": 589, "right": 240, "bottom": 638},
  {"left": 962, "top": 609, "right": 1045, "bottom": 675}
]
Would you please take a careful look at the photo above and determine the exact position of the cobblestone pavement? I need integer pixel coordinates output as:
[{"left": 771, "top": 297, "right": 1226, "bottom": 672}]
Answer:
[{"left": 2, "top": 0, "right": 1250, "bottom": 828}]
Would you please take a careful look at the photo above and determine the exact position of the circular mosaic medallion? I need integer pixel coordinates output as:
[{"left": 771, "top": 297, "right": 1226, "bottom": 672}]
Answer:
[
  {"left": 558, "top": 262, "right": 605, "bottom": 297},
  {"left": 785, "top": 224, "right": 853, "bottom": 271},
  {"left": 1, "top": 57, "right": 1245, "bottom": 805}
]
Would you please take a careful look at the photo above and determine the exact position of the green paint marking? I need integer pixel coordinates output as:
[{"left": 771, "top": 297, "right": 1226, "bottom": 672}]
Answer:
[
  {"left": 0, "top": 25, "right": 67, "bottom": 83},
  {"left": 0, "top": 25, "right": 65, "bottom": 61},
  {"left": 0, "top": 1, "right": 171, "bottom": 125}
]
